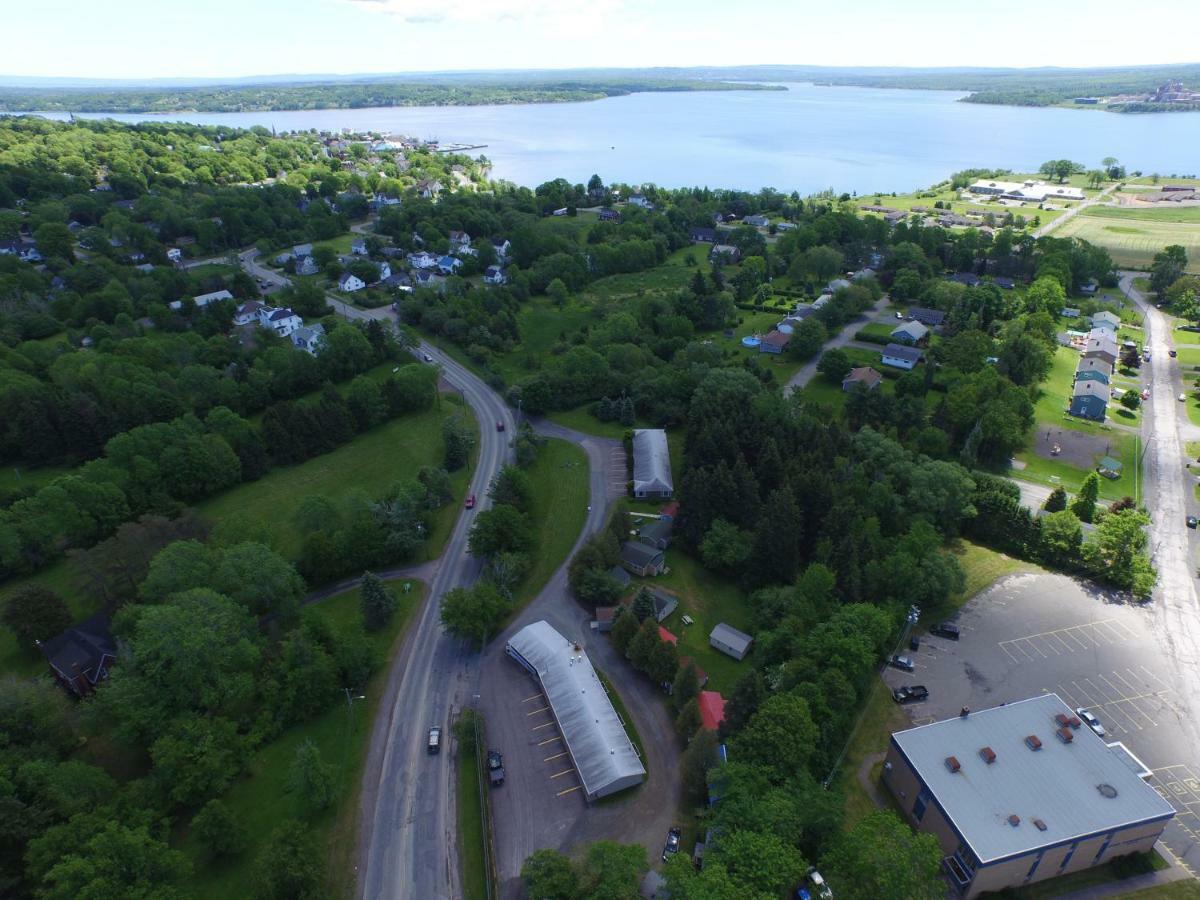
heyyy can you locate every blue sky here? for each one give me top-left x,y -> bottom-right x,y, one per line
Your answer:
4,0 -> 1197,80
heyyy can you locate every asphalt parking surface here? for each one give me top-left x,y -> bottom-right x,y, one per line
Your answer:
883,572 -> 1200,873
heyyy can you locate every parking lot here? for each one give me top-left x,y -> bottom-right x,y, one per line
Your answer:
883,571 -> 1200,873
520,691 -> 584,800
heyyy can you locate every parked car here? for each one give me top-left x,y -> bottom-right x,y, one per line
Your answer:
909,635 -> 920,651
1076,708 -> 1106,737
465,493 -> 476,509
1188,516 -> 1198,529
662,826 -> 682,862
1143,351 -> 1151,362
1170,349 -> 1178,358
930,622 -> 960,640
805,867 -> 834,900
889,654 -> 915,672
892,685 -> 929,704
1180,394 -> 1187,402
427,726 -> 441,754
487,750 -> 505,787
423,352 -> 434,362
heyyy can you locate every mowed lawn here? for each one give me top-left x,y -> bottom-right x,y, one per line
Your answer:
180,582 -> 425,900
1056,213 -> 1200,273
199,401 -> 476,562
647,551 -> 751,695
513,438 -> 590,606
1086,204 -> 1200,224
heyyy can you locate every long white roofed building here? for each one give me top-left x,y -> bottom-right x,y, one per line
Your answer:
632,428 -> 673,499
505,621 -> 645,801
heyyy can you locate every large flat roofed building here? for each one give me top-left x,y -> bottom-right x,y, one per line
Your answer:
506,621 -> 645,801
884,694 -> 1173,898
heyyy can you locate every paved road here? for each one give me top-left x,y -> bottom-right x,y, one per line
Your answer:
355,342 -> 515,900
783,295 -> 892,395
1123,273 -> 1200,670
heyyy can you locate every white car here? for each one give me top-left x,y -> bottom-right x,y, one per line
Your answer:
1076,708 -> 1106,737
1180,394 -> 1188,403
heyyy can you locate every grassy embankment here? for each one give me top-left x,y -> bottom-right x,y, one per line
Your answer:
181,582 -> 425,900
0,400 -> 473,678
512,438 -> 590,607
456,710 -> 491,900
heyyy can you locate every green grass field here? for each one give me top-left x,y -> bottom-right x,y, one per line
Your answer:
545,405 -> 636,439
1086,204 -> 1200,224
181,582 -> 424,900
1056,213 -> 1200,273
199,401 -> 475,562
456,711 -> 489,900
0,463 -> 76,494
513,439 -> 590,606
649,551 -> 751,695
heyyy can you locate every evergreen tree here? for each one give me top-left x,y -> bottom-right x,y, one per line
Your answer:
1042,486 -> 1067,513
632,587 -> 656,622
611,606 -> 640,654
722,669 -> 766,739
626,617 -> 660,671
672,662 -> 700,713
191,800 -> 247,859
1071,473 -> 1101,524
675,697 -> 701,737
360,571 -> 398,632
288,739 -> 334,811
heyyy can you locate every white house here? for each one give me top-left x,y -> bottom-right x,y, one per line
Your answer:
291,323 -> 326,356
296,256 -> 319,276
492,238 -> 511,261
551,207 -> 569,216
233,300 -> 264,326
193,289 -> 234,307
448,230 -> 471,252
408,251 -> 437,269
293,243 -> 313,257
744,214 -> 770,228
338,273 -> 366,293
890,320 -> 930,344
881,343 -> 923,370
1091,311 -> 1121,330
484,265 -> 507,285
376,261 -> 391,282
260,307 -> 303,337
350,238 -> 368,255
166,247 -> 182,263
437,255 -> 463,275
628,194 -> 654,210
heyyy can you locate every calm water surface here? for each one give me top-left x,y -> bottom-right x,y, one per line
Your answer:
36,83 -> 1200,194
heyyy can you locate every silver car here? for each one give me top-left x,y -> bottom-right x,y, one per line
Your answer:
1076,708 -> 1105,737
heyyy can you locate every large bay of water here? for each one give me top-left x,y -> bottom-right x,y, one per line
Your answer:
36,83 -> 1200,194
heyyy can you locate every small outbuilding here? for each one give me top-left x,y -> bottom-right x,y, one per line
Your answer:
709,622 -> 753,661
39,615 -> 116,697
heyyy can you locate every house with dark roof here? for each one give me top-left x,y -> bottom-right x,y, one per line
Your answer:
39,615 -> 116,697
689,227 -> 718,243
599,208 -> 622,223
907,306 -> 947,327
1069,394 -> 1107,422
881,343 -> 923,370
484,265 -> 507,285
638,518 -> 673,550
891,320 -> 930,345
608,565 -> 632,590
621,542 -> 665,577
710,244 -> 741,263
649,589 -> 678,623
993,276 -> 1016,290
338,272 -> 366,293
949,272 -> 982,287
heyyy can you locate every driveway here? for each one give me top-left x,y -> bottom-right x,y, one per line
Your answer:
478,422 -> 683,898
784,295 -> 892,394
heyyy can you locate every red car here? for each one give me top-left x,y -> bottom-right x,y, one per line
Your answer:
465,494 -> 476,509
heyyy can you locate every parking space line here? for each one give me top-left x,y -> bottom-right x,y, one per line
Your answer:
522,693 -> 544,703
1107,669 -> 1142,695
526,706 -> 550,716
537,736 -> 562,746
1139,666 -> 1172,692
557,785 -> 583,797
544,751 -> 569,762
550,768 -> 575,779
531,721 -> 556,730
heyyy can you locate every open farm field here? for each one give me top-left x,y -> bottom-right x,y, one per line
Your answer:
1054,214 -> 1200,272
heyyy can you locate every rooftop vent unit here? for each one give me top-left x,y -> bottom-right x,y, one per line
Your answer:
1068,715 -> 1082,728
1007,814 -> 1021,827
1033,818 -> 1048,831
945,756 -> 962,773
1025,734 -> 1042,751
979,746 -> 996,764
1054,713 -> 1070,728
1056,727 -> 1074,744
1097,783 -> 1118,799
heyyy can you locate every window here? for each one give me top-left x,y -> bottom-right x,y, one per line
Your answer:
913,786 -> 930,823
